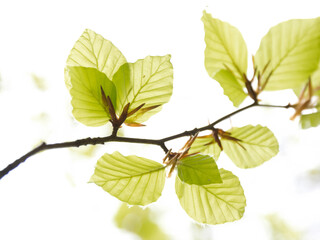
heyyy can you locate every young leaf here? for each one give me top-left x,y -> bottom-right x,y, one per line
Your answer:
113,55 -> 173,124
294,60 -> 320,97
300,111 -> 320,129
222,125 -> 279,168
188,135 -> 221,160
214,69 -> 247,107
114,203 -> 170,240
175,168 -> 246,225
311,61 -> 320,90
177,154 -> 222,185
255,18 -> 320,91
90,151 -> 166,206
66,29 -> 127,83
66,66 -> 117,126
202,11 -> 248,85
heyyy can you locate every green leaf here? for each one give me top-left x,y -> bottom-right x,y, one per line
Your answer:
175,168 -> 246,225
113,55 -> 173,124
177,154 -> 222,185
311,61 -> 320,90
66,29 -> 127,84
300,111 -> 320,129
90,151 -> 166,205
202,11 -> 248,85
31,74 -> 47,91
294,60 -> 320,97
222,125 -> 279,168
189,135 -> 221,160
114,203 -> 170,240
255,18 -> 320,91
66,66 -> 117,127
266,214 -> 303,240
214,69 -> 247,107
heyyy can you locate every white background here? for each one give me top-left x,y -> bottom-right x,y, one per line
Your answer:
0,0 -> 320,239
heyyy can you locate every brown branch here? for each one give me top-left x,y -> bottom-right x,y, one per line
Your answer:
0,101 -> 292,180
0,136 -> 166,180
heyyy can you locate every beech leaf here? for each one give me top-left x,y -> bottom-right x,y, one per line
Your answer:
90,152 -> 166,205
175,168 -> 246,224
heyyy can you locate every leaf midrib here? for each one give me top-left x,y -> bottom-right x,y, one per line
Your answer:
94,165 -> 166,182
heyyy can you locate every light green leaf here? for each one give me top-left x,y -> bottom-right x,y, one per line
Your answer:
175,168 -> 246,225
66,66 -> 117,127
31,74 -> 47,91
214,69 -> 247,107
66,29 -> 127,84
266,214 -> 303,240
177,154 -> 222,185
300,111 -> 320,129
293,60 -> 320,97
202,11 -> 248,85
113,55 -> 173,124
189,135 -> 221,160
255,18 -> 320,91
222,125 -> 279,168
114,203 -> 170,240
90,151 -> 166,205
311,61 -> 320,90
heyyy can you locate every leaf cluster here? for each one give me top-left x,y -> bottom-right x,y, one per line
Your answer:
3,10 -> 320,227
63,12 -> 320,224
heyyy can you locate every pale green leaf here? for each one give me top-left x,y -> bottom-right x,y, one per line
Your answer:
113,55 -> 173,124
255,18 -> 320,90
222,125 -> 279,168
266,214 -> 303,240
114,203 -> 170,240
293,60 -> 320,98
177,154 -> 222,185
90,151 -> 166,205
66,66 -> 116,127
311,61 -> 320,90
214,69 -> 247,107
202,11 -> 248,85
189,135 -> 221,160
31,74 -> 47,91
175,168 -> 246,225
300,111 -> 320,129
66,29 -> 127,87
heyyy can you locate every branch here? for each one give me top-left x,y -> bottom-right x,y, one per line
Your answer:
0,136 -> 166,180
0,101 -> 292,180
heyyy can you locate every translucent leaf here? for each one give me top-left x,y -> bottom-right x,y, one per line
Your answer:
189,135 -> 221,160
114,203 -> 170,240
175,168 -> 246,225
66,66 -> 117,127
255,18 -> 320,90
31,74 -> 47,91
266,214 -> 303,240
177,154 -> 222,185
300,111 -> 320,129
311,61 -> 320,90
214,69 -> 247,107
90,151 -> 166,205
202,11 -> 248,85
66,29 -> 127,84
294,60 -> 320,98
113,55 -> 173,124
222,125 -> 279,168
